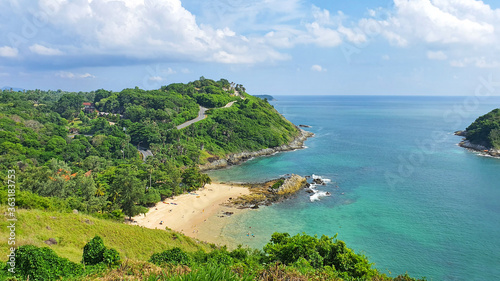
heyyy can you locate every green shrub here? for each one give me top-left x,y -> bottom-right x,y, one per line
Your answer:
103,248 -> 121,266
263,232 -> 377,279
82,235 -> 107,265
207,248 -> 234,266
271,179 -> 285,190
149,247 -> 192,266
8,245 -> 83,281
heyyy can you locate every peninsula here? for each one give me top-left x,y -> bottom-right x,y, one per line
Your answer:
456,108 -> 500,157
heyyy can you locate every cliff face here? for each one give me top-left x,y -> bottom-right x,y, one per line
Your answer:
199,129 -> 314,171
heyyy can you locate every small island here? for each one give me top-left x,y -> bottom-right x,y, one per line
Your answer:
457,108 -> 500,157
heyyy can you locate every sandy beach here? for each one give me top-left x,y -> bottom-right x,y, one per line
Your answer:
131,183 -> 251,245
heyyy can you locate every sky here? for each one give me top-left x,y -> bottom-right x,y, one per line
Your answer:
1,0 -> 500,95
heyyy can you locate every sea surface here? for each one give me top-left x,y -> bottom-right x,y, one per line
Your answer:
207,95 -> 500,281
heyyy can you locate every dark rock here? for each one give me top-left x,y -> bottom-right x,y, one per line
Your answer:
250,205 -> 259,209
46,226 -> 51,230
299,124 -> 311,128
305,189 -> 315,194
312,178 -> 324,185
223,211 -> 234,216
44,238 -> 57,246
454,130 -> 467,136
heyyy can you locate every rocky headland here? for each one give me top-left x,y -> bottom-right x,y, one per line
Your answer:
455,131 -> 500,157
226,174 -> 308,209
199,128 -> 314,171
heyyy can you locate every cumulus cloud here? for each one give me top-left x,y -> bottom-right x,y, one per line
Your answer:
0,0 -> 293,66
29,44 -> 63,56
311,64 -> 326,72
0,46 -> 18,58
377,0 -> 497,46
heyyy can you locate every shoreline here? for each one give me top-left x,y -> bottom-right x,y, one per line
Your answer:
130,183 -> 252,247
199,128 -> 314,171
458,139 -> 500,158
131,128 -> 314,247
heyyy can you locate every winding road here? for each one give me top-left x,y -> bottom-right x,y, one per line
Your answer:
175,100 -> 237,130
176,106 -> 208,130
70,101 -> 239,163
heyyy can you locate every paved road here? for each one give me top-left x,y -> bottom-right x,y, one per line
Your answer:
176,105 -> 208,130
176,101 -> 238,130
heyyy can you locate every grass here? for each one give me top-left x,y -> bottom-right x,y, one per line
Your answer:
0,206 -> 211,263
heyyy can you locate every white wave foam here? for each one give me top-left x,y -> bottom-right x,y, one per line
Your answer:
309,191 -> 331,202
311,174 -> 332,183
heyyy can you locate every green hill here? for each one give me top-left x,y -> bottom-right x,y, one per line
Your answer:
0,77 -> 299,220
464,108 -> 500,149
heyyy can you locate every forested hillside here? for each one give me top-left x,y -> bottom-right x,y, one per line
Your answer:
0,78 -> 299,220
464,108 -> 500,149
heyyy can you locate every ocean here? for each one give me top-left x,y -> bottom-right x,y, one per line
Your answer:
207,95 -> 500,280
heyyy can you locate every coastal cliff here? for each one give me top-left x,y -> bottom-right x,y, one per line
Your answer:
199,128 -> 314,171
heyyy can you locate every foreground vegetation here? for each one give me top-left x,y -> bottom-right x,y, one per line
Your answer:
464,108 -> 500,149
0,206 -> 423,280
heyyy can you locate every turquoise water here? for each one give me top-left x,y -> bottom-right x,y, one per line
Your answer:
208,96 -> 500,280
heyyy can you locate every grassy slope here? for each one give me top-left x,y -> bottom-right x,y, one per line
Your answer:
0,206 -> 211,263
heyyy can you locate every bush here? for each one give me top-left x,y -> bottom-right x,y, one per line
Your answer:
8,245 -> 83,280
263,232 -> 377,279
82,236 -> 107,265
149,247 -> 192,266
103,248 -> 121,266
82,235 -> 120,267
271,179 -> 285,190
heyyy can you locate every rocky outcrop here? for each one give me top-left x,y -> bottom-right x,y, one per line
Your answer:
228,175 -> 308,208
458,140 -> 500,157
199,129 -> 314,171
274,174 -> 308,195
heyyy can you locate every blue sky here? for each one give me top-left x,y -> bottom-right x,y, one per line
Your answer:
1,0 -> 500,95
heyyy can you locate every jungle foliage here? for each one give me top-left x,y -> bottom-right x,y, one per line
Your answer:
465,108 -> 500,149
0,77 -> 299,220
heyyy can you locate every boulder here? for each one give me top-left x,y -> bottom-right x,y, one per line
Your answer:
44,238 -> 57,246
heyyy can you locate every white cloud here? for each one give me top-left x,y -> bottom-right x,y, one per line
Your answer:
382,54 -> 390,60
149,76 -> 163,82
311,64 -> 326,72
0,46 -> 18,58
56,71 -> 95,79
370,0 -> 499,46
427,50 -> 447,60
29,44 -> 63,56
0,0 -> 294,65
